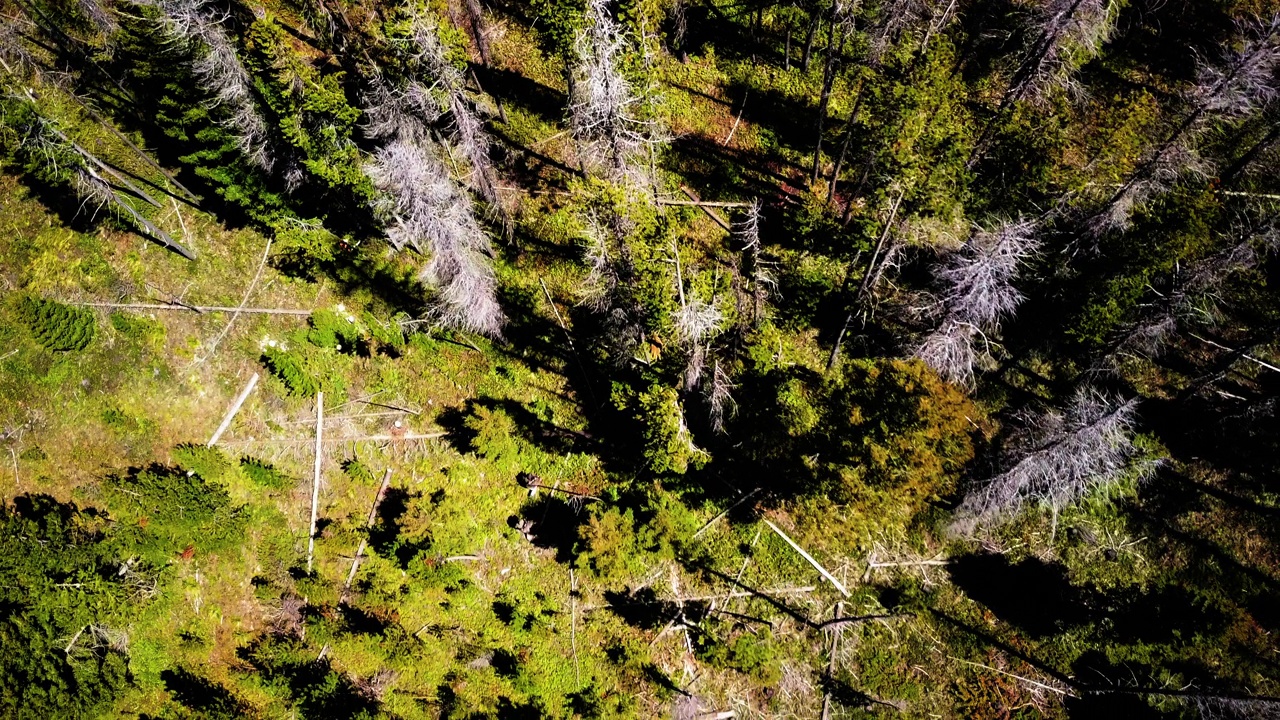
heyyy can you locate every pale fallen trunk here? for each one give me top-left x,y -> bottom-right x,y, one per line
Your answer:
820,601 -> 844,720
342,468 -> 393,600
306,392 -> 324,574
206,372 -> 259,446
763,519 -> 850,597
81,302 -> 311,315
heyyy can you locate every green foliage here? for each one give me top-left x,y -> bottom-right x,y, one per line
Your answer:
694,627 -> 782,684
242,15 -> 371,202
105,465 -> 246,561
0,495 -> 133,720
172,443 -> 236,484
17,296 -> 95,351
745,359 -> 978,509
241,457 -> 294,490
261,345 -> 347,399
636,385 -> 707,475
363,312 -> 406,350
308,308 -> 365,351
109,311 -> 164,345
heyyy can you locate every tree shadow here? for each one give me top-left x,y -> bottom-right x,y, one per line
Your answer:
366,486 -> 431,568
240,637 -> 379,720
474,65 -> 567,124
947,553 -> 1090,638
515,494 -> 588,563
161,668 -> 253,718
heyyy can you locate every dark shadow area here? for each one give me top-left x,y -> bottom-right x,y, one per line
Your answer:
602,587 -> 681,631
473,65 -> 567,124
366,487 -> 430,568
161,667 -> 253,717
948,553 -> 1089,638
516,494 -> 586,563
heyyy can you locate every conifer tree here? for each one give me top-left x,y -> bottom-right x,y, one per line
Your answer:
144,0 -> 274,171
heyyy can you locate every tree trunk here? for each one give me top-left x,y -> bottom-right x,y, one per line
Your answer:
802,2 -> 821,72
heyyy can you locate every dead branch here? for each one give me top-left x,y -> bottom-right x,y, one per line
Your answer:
949,656 -> 1076,697
342,468 -> 393,601
80,302 -> 311,315
200,237 -> 273,360
206,372 -> 259,446
763,519 -> 851,597
680,186 -> 731,230
307,392 -> 324,574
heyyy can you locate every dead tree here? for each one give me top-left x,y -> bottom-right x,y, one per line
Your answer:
145,0 -> 273,171
2,91 -> 193,258
570,0 -> 659,185
951,389 -> 1150,535
1087,13 -> 1280,238
1109,220 -> 1280,363
914,218 -> 1038,385
366,139 -> 503,336
397,8 -> 504,221
1007,0 -> 1116,105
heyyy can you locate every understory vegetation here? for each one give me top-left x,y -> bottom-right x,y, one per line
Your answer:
2,0 -> 1280,716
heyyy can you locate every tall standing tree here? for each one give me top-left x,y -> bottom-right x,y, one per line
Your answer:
1087,13 -> 1280,238
569,0 -> 660,185
914,218 -> 1038,385
951,389 -> 1148,535
144,0 -> 274,171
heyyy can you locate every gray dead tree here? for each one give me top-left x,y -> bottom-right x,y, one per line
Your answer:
397,8 -> 503,220
1007,0 -> 1117,105
78,0 -> 119,37
144,0 -> 273,171
570,0 -> 661,185
914,217 -> 1039,385
1109,220 -> 1280,362
3,90 -> 193,258
1088,13 -> 1280,238
366,139 -> 503,336
951,389 -> 1151,535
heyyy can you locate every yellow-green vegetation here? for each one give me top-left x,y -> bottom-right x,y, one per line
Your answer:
3,0 -> 1280,717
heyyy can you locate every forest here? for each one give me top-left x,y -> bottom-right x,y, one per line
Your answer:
2,0 -> 1280,716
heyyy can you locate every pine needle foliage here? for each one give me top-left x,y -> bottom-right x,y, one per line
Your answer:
17,296 -> 95,352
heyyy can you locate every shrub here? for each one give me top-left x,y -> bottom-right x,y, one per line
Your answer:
636,385 -> 707,476
363,311 -> 406,349
694,627 -> 782,684
261,346 -> 346,399
307,308 -> 364,352
172,443 -> 235,483
0,495 -> 133,719
240,457 -> 293,490
106,465 -> 246,560
18,296 -> 95,351
109,311 -> 163,344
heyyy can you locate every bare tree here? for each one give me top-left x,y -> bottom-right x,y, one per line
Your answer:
1007,0 -> 1117,105
1109,220 -> 1280,362
397,8 -> 503,217
2,91 -> 193,257
570,0 -> 661,184
78,0 -> 119,37
951,389 -> 1151,535
366,139 -> 503,336
145,0 -> 273,171
1088,13 -> 1280,237
914,218 -> 1039,385
733,200 -> 774,328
